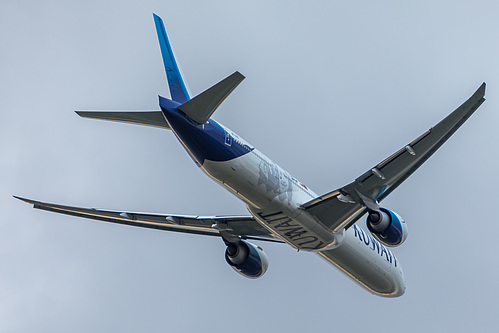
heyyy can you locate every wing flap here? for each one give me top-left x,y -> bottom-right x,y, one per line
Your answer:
301,192 -> 366,233
14,196 -> 282,243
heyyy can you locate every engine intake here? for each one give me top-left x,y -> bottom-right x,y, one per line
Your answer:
367,208 -> 408,247
225,240 -> 269,278
367,210 -> 391,232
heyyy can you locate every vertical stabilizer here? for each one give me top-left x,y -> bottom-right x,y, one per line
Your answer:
153,14 -> 190,103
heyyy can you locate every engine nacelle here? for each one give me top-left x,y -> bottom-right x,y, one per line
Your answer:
367,208 -> 408,247
225,240 -> 269,278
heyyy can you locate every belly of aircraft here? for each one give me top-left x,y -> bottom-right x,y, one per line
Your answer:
201,154 -> 341,251
249,208 -> 344,251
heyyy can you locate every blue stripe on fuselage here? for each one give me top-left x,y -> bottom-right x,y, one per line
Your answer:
160,96 -> 253,165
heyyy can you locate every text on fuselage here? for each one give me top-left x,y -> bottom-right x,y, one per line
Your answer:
257,211 -> 325,250
353,225 -> 398,267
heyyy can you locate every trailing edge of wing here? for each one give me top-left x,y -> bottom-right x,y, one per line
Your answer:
177,71 -> 245,124
76,111 -> 171,129
14,196 -> 282,243
302,83 -> 486,233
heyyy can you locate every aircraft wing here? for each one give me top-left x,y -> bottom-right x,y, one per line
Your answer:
301,83 -> 486,233
14,196 -> 282,243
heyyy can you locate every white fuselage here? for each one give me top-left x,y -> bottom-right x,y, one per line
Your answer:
199,124 -> 406,297
161,102 -> 405,297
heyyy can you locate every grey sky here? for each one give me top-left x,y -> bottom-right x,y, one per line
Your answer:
1,0 -> 499,332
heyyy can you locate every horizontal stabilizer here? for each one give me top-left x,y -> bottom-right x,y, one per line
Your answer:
178,71 -> 245,123
76,111 -> 170,129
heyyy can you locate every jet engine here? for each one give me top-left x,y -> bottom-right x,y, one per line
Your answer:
225,240 -> 269,278
366,208 -> 408,247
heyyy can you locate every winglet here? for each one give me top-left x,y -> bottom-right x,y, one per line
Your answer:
153,14 -> 190,103
177,71 -> 245,123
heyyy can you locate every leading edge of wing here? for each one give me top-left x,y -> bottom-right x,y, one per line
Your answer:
14,196 -> 283,243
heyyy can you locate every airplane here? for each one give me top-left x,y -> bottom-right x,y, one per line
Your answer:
15,14 -> 486,297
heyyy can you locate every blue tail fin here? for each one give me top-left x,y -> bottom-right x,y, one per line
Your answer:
153,14 -> 190,103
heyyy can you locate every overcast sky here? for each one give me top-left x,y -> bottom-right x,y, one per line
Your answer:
2,0 -> 499,332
